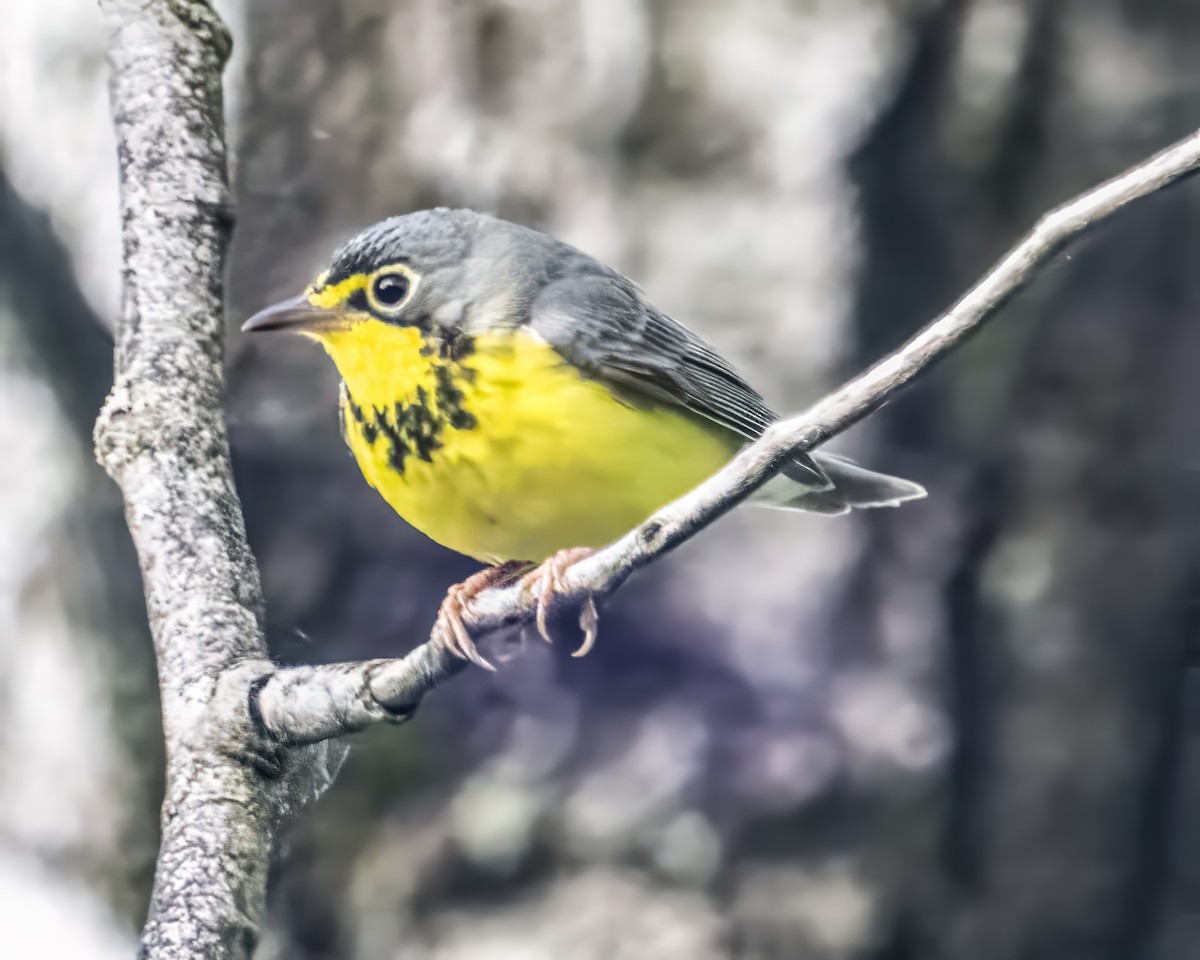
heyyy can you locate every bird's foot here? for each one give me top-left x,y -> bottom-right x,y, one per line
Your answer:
521,547 -> 599,657
437,561 -> 529,671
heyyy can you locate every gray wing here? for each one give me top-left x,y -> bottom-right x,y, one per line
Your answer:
527,272 -> 830,489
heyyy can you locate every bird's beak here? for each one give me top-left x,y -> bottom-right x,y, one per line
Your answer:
242,294 -> 343,334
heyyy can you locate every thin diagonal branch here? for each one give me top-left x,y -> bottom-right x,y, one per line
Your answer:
255,127 -> 1200,746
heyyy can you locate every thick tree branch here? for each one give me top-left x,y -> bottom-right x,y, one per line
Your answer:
97,2 -> 342,958
254,128 -> 1200,745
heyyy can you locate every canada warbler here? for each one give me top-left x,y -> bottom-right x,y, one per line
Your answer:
243,208 -> 925,667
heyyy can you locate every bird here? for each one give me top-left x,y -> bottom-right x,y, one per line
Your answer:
242,208 -> 925,669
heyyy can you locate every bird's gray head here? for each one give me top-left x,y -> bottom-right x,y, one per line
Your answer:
242,208 -> 488,336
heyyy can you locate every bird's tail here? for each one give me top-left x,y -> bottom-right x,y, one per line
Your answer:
753,452 -> 926,516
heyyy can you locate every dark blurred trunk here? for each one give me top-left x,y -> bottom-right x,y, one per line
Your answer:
850,2 -> 1200,958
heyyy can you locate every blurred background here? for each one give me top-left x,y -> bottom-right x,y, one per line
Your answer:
3,0 -> 1200,957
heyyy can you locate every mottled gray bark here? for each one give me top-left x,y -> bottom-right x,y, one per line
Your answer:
94,0 -> 1200,956
96,2 -> 343,957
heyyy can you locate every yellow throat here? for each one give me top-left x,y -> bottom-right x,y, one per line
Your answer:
311,318 -> 741,564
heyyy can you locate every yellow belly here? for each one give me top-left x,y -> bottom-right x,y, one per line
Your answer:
322,322 -> 740,563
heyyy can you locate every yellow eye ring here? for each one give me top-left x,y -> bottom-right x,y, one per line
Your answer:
365,265 -> 417,315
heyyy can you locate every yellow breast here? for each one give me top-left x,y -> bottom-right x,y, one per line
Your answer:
315,320 -> 740,563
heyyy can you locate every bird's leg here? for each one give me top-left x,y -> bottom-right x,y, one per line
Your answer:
521,547 -> 599,657
437,560 -> 529,671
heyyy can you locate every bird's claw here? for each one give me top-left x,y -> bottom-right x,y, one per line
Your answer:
521,547 -> 598,655
436,561 -> 527,671
574,594 -> 599,658
438,581 -> 494,671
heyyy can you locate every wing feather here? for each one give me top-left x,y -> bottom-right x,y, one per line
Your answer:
527,271 -> 829,489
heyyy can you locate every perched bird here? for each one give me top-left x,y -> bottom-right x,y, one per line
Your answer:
243,209 -> 925,668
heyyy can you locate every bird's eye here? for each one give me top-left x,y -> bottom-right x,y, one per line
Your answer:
369,272 -> 411,312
